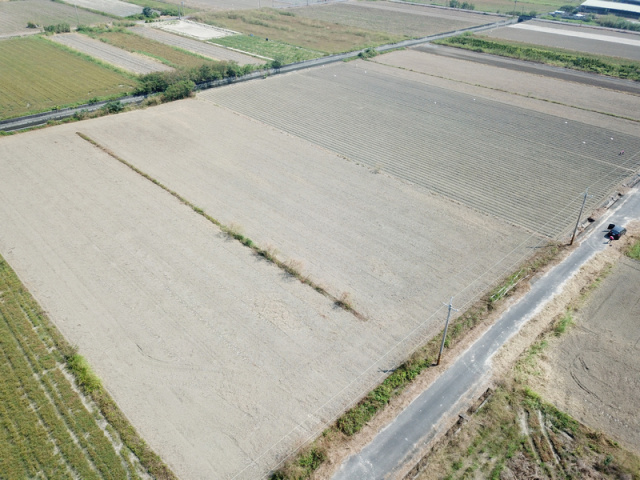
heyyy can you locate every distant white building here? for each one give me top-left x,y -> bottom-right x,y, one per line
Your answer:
580,0 -> 640,18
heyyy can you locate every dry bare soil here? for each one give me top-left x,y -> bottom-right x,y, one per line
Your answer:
0,102 -> 532,478
201,60 -> 640,237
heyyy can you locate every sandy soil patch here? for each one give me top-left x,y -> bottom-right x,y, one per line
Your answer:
49,33 -> 172,74
156,19 -> 237,40
70,0 -> 142,17
484,20 -> 640,61
201,61 -> 640,237
0,0 -> 112,37
131,25 -> 265,65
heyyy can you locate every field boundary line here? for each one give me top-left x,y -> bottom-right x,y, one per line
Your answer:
74,131 -> 367,320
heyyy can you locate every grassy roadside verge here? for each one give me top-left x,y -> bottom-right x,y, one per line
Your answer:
271,242 -> 564,479
0,254 -> 176,479
412,258 -> 639,479
433,34 -> 640,81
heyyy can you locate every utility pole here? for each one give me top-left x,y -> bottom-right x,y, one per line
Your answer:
436,297 -> 458,366
570,188 -> 593,245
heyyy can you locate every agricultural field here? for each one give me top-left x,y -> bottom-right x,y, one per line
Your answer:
0,36 -> 136,120
294,1 -> 497,38
0,0 -> 112,38
69,0 -> 142,17
484,20 -> 640,61
49,32 -> 173,73
80,28 -> 220,68
201,60 -> 640,238
131,25 -> 266,65
154,19 -> 236,39
376,48 -> 640,124
0,100 -> 536,478
0,255 -> 154,479
191,8 -> 404,53
211,34 -> 322,62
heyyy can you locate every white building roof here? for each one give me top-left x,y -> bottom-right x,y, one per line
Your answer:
581,0 -> 640,14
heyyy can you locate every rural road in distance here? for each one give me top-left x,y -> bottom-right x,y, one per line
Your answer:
332,186 -> 640,480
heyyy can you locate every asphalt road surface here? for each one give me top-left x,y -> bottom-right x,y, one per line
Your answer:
332,184 -> 640,480
415,44 -> 640,95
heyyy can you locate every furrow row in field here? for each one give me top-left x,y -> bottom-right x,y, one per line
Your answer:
130,25 -> 265,65
202,63 -> 640,237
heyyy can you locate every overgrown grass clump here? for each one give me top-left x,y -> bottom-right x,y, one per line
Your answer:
435,34 -> 640,81
625,239 -> 640,260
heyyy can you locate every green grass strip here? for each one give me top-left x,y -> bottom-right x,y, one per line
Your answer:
434,34 -> 640,81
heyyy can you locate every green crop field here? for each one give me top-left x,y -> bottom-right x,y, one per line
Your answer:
0,255 -> 145,478
0,36 -> 135,120
211,35 -> 322,63
86,29 -> 217,68
192,9 -> 403,54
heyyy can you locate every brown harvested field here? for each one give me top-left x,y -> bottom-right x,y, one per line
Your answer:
0,102 -> 534,478
0,0 -> 112,37
130,25 -> 265,65
375,48 -> 640,123
48,32 -> 172,74
483,20 -> 640,61
292,1 -> 497,38
532,237 -> 640,453
201,60 -> 640,237
192,8 -> 403,53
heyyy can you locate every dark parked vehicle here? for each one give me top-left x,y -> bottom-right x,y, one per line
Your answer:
609,224 -> 627,240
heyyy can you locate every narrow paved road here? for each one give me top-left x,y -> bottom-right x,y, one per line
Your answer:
332,185 -> 640,480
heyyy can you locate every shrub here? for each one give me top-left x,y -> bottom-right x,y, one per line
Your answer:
162,80 -> 195,102
44,23 -> 71,33
103,101 -> 123,113
26,21 -> 37,28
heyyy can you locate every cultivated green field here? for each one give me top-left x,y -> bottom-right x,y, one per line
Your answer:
0,36 -> 136,120
192,8 -> 403,54
212,34 -> 322,63
0,255 -> 145,478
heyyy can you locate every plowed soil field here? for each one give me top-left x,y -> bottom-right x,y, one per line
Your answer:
201,61 -> 640,238
293,1 -> 495,38
0,0 -> 111,37
49,33 -> 172,74
0,99 -> 534,479
130,25 -> 265,65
